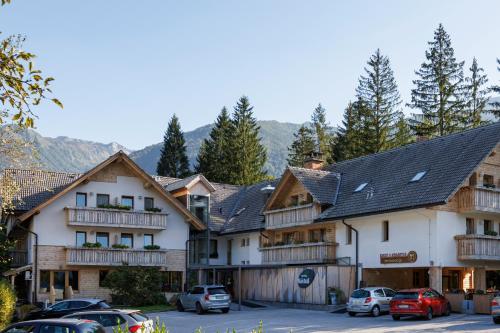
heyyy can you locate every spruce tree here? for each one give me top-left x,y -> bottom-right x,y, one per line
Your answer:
156,114 -> 191,178
463,58 -> 490,128
310,103 -> 333,161
333,100 -> 366,161
195,107 -> 234,183
391,114 -> 414,148
287,125 -> 315,167
491,58 -> 500,119
229,96 -> 268,185
408,24 -> 466,136
356,49 -> 402,153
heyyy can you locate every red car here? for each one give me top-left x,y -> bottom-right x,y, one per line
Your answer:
390,288 -> 451,320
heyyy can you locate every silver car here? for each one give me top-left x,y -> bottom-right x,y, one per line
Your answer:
347,287 -> 396,317
177,285 -> 231,314
492,293 -> 500,324
63,309 -> 153,333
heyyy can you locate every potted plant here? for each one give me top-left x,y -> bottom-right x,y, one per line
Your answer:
473,290 -> 492,314
144,244 -> 160,250
327,287 -> 344,305
112,244 -> 129,249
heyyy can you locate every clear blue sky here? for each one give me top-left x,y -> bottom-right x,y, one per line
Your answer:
1,0 -> 499,149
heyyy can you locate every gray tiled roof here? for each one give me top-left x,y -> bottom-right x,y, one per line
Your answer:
288,167 -> 340,205
209,183 -> 241,232
153,175 -> 181,187
318,122 -> 500,221
165,174 -> 200,191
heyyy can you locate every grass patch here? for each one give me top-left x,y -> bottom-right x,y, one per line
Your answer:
116,304 -> 175,313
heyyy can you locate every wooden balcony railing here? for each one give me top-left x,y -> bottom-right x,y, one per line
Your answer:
455,234 -> 500,261
65,207 -> 168,230
65,247 -> 168,266
9,250 -> 28,267
260,242 -> 336,264
264,204 -> 321,229
457,187 -> 500,214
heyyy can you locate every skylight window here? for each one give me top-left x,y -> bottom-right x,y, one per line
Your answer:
354,183 -> 368,192
410,171 -> 427,182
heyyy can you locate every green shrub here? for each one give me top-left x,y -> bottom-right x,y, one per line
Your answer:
485,230 -> 498,236
144,245 -> 161,250
97,204 -> 131,211
83,242 -> 102,248
145,207 -> 162,213
0,280 -> 16,329
111,244 -> 129,249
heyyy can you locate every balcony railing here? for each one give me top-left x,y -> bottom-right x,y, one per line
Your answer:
65,247 -> 168,266
264,204 -> 321,229
9,250 -> 28,267
457,187 -> 500,214
455,234 -> 500,261
65,207 -> 168,230
260,242 -> 336,264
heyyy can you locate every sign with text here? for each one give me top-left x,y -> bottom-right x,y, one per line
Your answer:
297,269 -> 316,288
380,251 -> 417,264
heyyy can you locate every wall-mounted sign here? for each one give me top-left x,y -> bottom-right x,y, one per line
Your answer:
297,269 -> 316,288
380,251 -> 417,264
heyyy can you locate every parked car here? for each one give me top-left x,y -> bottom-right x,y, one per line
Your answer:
64,309 -> 153,333
2,319 -> 105,333
347,287 -> 396,317
492,294 -> 500,324
25,299 -> 111,320
390,288 -> 451,320
177,285 -> 231,314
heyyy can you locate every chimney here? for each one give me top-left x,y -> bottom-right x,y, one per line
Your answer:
303,151 -> 325,170
416,135 -> 429,142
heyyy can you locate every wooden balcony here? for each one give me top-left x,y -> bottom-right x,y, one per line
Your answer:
65,247 -> 168,266
65,207 -> 168,230
455,234 -> 500,261
457,187 -> 500,214
9,250 -> 28,267
260,242 -> 336,265
264,204 -> 321,230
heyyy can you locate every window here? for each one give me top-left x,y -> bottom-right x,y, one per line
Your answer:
53,271 -> 65,290
40,270 -> 50,290
382,220 -> 389,242
410,171 -> 427,182
290,195 -> 299,206
121,196 -> 134,208
346,226 -> 352,245
283,231 -> 301,245
96,232 -> 109,247
383,288 -> 396,297
76,192 -> 87,207
76,231 -> 86,247
210,239 -> 218,258
99,270 -> 109,288
121,233 -> 133,248
49,301 -> 70,311
309,229 -> 325,243
246,238 -> 250,246
144,197 -> 154,210
144,234 -> 154,247
483,174 -> 495,188
39,325 -> 71,333
484,220 -> 493,234
4,325 -> 35,333
191,287 -> 204,294
69,300 -> 90,309
373,289 -> 384,297
466,218 -> 475,235
68,271 -> 79,291
161,271 -> 183,292
96,194 -> 110,207
354,183 -> 367,192
412,271 -> 421,287
240,239 -> 246,247
189,195 -> 209,224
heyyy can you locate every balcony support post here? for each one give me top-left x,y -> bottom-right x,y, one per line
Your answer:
473,267 -> 486,291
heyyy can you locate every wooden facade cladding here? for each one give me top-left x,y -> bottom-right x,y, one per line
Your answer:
65,247 -> 168,266
260,242 -> 337,265
456,187 -> 500,214
264,204 -> 321,230
455,234 -> 500,261
65,207 -> 168,230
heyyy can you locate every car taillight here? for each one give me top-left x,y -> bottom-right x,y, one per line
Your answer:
204,294 -> 210,301
492,300 -> 499,306
129,325 -> 141,333
364,297 -> 372,304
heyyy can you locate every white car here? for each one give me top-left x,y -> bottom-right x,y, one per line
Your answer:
64,309 -> 153,333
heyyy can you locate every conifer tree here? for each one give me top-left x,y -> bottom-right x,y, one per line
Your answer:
391,114 -> 414,148
356,49 -> 402,153
287,125 -> 315,167
156,114 -> 191,178
462,58 -> 490,128
229,96 -> 268,185
195,107 -> 234,183
333,100 -> 366,161
310,104 -> 333,161
491,58 -> 500,119
408,24 -> 466,136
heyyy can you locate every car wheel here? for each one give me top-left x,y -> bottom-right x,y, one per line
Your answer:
176,300 -> 184,312
425,307 -> 433,320
444,303 -> 451,316
493,316 -> 500,324
371,305 -> 380,317
348,312 -> 356,317
221,308 -> 230,314
392,315 -> 400,321
195,302 -> 205,315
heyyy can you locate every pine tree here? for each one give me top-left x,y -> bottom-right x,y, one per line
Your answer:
156,114 -> 191,178
333,100 -> 366,161
391,114 -> 414,148
491,58 -> 500,119
287,125 -> 315,167
229,96 -> 268,185
463,58 -> 490,128
408,24 -> 466,136
195,107 -> 234,183
356,49 -> 402,153
310,104 -> 333,161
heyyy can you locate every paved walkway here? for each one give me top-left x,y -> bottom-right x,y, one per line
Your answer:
151,306 -> 498,333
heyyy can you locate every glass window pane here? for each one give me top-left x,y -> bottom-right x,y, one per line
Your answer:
76,193 -> 87,207
121,234 -> 133,248
40,270 -> 50,290
96,233 -> 109,247
121,196 -> 134,208
99,270 -> 109,287
4,326 -> 36,333
53,271 -> 65,290
96,194 -> 110,207
189,195 -> 208,224
39,325 -> 70,333
144,197 -> 154,210
69,271 -> 79,291
144,234 -> 153,247
76,232 -> 86,247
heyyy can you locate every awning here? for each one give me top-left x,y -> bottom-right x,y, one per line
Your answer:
3,264 -> 32,277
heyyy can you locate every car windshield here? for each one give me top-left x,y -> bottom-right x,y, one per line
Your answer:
97,301 -> 111,309
81,323 -> 105,333
129,312 -> 149,322
208,287 -> 228,295
393,292 -> 420,300
351,289 -> 370,298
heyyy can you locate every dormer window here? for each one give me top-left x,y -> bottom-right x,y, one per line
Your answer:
354,183 -> 367,192
483,174 -> 495,189
410,171 -> 427,182
76,193 -> 87,207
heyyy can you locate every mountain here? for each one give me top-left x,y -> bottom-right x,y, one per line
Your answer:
130,120 -> 303,177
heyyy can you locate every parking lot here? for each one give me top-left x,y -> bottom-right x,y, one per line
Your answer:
152,306 -> 498,333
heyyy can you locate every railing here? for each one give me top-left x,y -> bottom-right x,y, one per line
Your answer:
264,204 -> 320,229
260,242 -> 336,264
457,187 -> 500,213
65,247 -> 168,266
455,234 -> 500,261
65,207 -> 168,229
9,250 -> 28,267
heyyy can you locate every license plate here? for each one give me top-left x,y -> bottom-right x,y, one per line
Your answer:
398,304 -> 409,309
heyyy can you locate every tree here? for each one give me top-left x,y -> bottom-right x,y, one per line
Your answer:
390,114 -> 414,148
229,96 -> 267,185
356,49 -> 402,152
156,114 -> 190,178
195,107 -> 234,183
310,103 -> 333,161
491,58 -> 500,119
408,24 -> 466,137
463,58 -> 490,128
287,125 -> 315,167
333,100 -> 366,161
